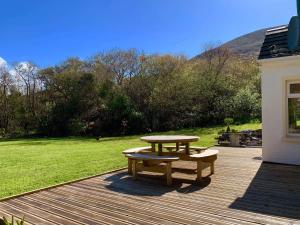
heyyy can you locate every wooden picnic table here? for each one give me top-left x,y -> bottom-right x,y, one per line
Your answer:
140,135 -> 199,155
126,135 -> 218,182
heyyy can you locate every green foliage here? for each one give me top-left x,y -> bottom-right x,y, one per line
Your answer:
224,118 -> 234,126
231,86 -> 261,123
224,118 -> 234,132
0,128 -> 5,138
0,216 -> 25,225
186,47 -> 261,126
0,48 -> 261,137
218,129 -> 226,134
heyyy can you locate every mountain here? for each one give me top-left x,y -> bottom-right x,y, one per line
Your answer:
194,27 -> 279,59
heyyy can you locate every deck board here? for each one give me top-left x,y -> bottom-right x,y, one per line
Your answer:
1,147 -> 299,225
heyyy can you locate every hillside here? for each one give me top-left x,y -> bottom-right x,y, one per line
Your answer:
194,27 -> 280,59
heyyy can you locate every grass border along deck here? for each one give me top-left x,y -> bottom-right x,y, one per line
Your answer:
0,167 -> 126,202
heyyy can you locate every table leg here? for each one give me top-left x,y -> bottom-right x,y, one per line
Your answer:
132,159 -> 138,180
151,143 -> 156,152
128,158 -> 132,175
166,162 -> 172,185
176,143 -> 179,152
185,143 -> 190,155
196,161 -> 202,181
158,143 -> 163,156
210,162 -> 215,175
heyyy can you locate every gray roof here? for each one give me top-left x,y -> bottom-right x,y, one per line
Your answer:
258,25 -> 300,60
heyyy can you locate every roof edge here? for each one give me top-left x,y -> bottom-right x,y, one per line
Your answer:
259,54 -> 300,64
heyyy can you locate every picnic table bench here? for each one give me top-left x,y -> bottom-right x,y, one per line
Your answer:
122,146 -> 152,154
125,153 -> 179,185
122,147 -> 153,174
190,149 -> 219,180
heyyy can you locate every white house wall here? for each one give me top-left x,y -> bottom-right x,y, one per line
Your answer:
261,55 -> 300,165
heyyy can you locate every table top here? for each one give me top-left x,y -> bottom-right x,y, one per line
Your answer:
140,135 -> 199,143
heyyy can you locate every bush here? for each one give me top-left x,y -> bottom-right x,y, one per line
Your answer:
224,118 -> 234,126
231,86 -> 261,123
0,216 -> 25,225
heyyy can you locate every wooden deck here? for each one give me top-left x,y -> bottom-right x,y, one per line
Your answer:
0,147 -> 299,225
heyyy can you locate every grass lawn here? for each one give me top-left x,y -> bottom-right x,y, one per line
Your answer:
0,122 -> 261,199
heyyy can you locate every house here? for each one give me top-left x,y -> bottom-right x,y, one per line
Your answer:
259,0 -> 300,165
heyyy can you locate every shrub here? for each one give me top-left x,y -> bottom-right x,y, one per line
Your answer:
224,118 -> 234,132
224,118 -> 234,126
0,216 -> 25,225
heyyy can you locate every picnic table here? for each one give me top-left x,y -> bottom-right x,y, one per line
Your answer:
140,135 -> 199,155
123,135 -> 218,184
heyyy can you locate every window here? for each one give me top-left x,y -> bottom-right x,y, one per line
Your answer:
287,81 -> 300,135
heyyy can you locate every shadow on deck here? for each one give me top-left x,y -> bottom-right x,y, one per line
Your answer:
104,170 -> 211,196
230,163 -> 300,220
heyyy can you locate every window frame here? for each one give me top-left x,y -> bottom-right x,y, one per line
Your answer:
287,81 -> 300,98
286,80 -> 300,137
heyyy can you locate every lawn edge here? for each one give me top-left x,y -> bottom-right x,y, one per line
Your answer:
0,167 -> 127,202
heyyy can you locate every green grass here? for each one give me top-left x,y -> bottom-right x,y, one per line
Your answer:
0,122 -> 261,199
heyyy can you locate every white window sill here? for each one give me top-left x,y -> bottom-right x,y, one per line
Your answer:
282,136 -> 300,143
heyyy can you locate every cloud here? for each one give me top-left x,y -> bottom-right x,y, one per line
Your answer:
0,57 -> 7,69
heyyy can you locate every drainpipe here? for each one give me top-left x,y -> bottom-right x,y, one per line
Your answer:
288,0 -> 300,50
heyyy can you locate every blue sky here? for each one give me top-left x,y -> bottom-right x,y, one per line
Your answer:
0,0 -> 297,67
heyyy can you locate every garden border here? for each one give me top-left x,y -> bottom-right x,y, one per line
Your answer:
0,167 -> 127,202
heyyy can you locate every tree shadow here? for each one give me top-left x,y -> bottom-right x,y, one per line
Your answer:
0,141 -> 55,147
230,163 -> 300,220
104,171 -> 211,196
0,137 -> 97,147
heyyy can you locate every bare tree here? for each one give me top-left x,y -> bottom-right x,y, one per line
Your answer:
97,49 -> 142,85
14,62 -> 40,116
0,66 -> 13,132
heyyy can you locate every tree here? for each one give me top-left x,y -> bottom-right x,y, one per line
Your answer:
38,60 -> 99,136
96,49 -> 142,85
190,46 -> 260,124
13,62 -> 41,133
0,67 -> 13,133
130,54 -> 191,130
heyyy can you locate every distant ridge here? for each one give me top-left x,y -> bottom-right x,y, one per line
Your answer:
194,27 -> 284,59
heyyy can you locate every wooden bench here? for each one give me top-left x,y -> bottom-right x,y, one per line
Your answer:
125,154 -> 179,185
122,146 -> 152,154
164,146 -> 208,153
190,149 -> 219,181
122,147 -> 153,174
